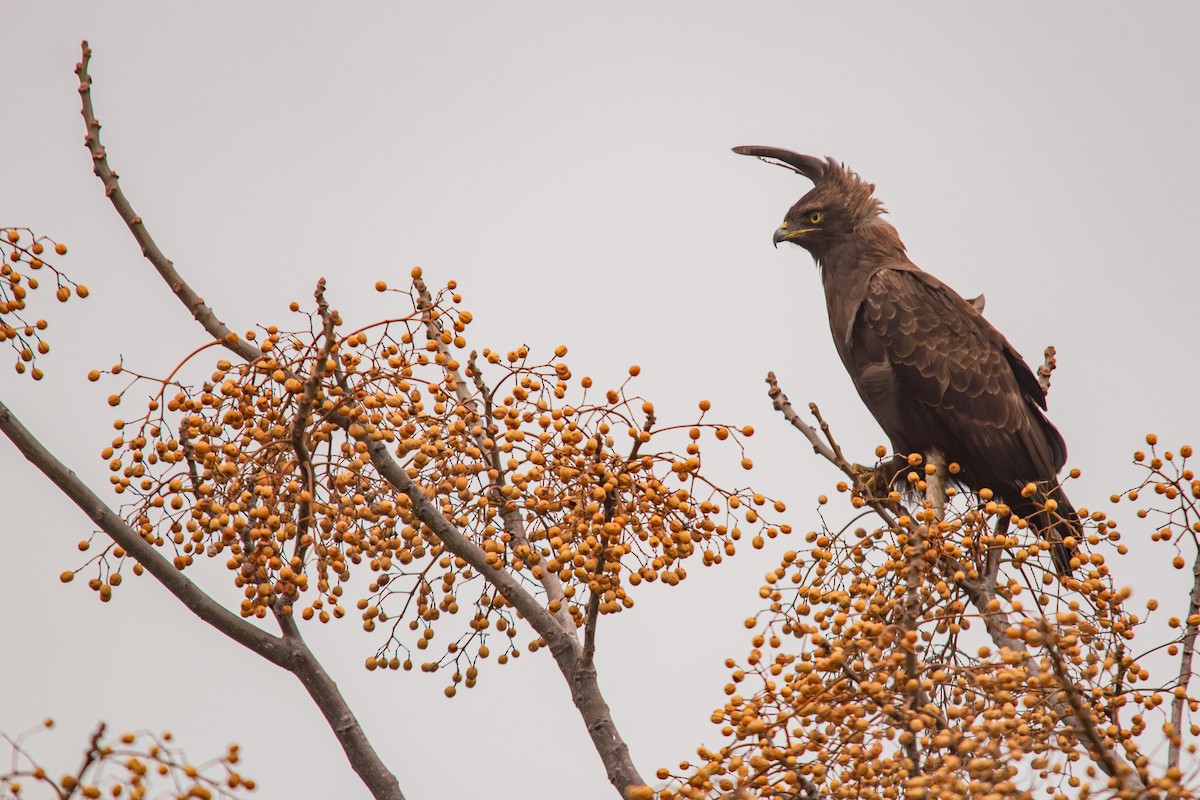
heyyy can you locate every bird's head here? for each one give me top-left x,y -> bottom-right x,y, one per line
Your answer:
732,146 -> 884,258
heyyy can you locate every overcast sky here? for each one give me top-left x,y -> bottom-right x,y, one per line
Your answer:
3,4 -> 1199,799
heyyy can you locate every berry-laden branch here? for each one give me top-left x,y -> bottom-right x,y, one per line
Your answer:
75,40 -> 787,800
0,227 -> 87,380
1,719 -> 254,799
1116,437 -> 1200,773
0,399 -> 287,662
74,41 -> 649,795
415,277 -> 577,638
744,371 -> 1151,798
655,375 -> 1147,797
0,399 -> 408,800
310,288 -> 651,794
71,42 -> 406,800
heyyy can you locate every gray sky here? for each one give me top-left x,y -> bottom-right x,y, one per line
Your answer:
3,3 -> 1198,798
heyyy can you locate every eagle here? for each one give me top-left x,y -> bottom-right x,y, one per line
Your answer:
734,146 -> 1080,575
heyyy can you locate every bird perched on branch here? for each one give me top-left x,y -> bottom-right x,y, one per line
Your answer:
734,146 -> 1080,576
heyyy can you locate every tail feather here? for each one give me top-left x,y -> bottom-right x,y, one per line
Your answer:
1009,481 -> 1081,576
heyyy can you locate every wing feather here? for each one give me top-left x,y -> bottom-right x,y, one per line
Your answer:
851,268 -> 1062,484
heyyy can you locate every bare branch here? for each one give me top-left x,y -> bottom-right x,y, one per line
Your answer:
75,41 -> 259,365
70,722 -> 107,799
766,372 -> 839,464
1037,345 -> 1057,395
287,279 -> 337,571
273,610 -> 407,800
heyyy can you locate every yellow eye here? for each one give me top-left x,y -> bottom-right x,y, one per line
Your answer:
809,211 -> 823,224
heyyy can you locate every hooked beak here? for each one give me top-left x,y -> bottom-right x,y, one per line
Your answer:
773,224 -> 810,248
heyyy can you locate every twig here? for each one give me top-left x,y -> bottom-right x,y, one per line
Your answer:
898,453 -> 947,773
416,282 -> 578,637
1037,346 -> 1057,395
75,42 -> 259,364
808,402 -> 851,473
288,279 -> 337,571
69,722 -> 107,800
581,540 -> 605,665
1039,620 -> 1127,783
766,372 -> 839,465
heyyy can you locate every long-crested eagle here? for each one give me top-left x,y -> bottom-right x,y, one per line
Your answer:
734,146 -> 1080,575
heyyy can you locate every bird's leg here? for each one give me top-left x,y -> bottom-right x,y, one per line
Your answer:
850,454 -> 908,501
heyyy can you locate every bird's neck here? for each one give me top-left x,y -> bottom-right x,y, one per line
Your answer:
816,218 -> 913,352
815,217 -> 909,273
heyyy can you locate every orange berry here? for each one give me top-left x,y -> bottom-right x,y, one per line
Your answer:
54,242 -> 68,255
375,281 -> 387,292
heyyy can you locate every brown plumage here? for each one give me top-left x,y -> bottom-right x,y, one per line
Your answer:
735,146 -> 1080,575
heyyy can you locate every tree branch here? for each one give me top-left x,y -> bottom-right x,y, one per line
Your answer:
75,41 -> 259,365
273,610 -> 407,800
355,430 -> 645,793
765,371 -> 1149,795
766,372 -> 839,465
77,41 -> 644,796
1169,513 -> 1200,770
2,397 -> 408,799
0,399 -> 289,664
412,282 -> 575,637
72,42 -> 409,800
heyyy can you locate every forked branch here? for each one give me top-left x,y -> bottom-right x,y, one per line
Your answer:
75,40 -> 645,799
71,42 -> 406,800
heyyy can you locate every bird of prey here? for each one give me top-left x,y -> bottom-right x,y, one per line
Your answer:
734,146 -> 1080,575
